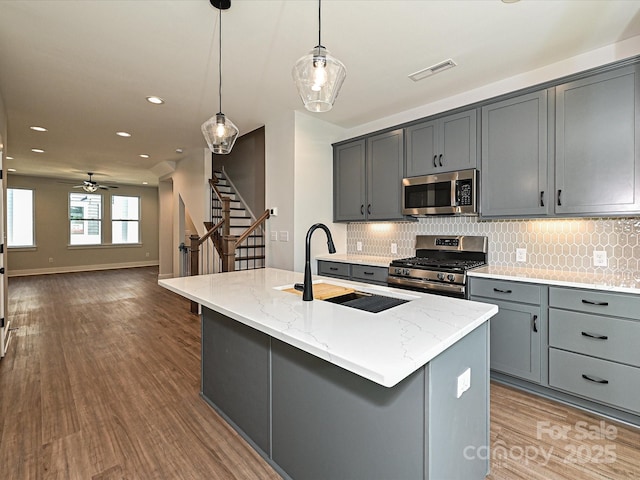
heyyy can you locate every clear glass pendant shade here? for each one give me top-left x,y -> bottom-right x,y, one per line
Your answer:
201,113 -> 239,155
292,46 -> 346,113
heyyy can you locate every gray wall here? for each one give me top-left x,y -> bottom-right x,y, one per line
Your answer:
213,126 -> 265,216
7,174 -> 159,275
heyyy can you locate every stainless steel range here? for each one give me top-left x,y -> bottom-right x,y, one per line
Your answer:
388,235 -> 488,298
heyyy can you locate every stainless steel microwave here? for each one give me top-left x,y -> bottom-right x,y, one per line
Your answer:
402,169 -> 478,216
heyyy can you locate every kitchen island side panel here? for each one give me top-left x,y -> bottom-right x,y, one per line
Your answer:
271,338 -> 426,480
201,307 -> 271,455
428,322 -> 490,480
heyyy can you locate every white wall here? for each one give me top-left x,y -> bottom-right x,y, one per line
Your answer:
265,110 -> 296,270
158,179 -> 173,279
341,35 -> 640,140
293,111 -> 347,274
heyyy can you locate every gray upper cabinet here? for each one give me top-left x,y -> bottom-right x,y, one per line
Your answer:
334,140 -> 366,221
334,130 -> 404,222
555,65 -> 640,215
405,109 -> 477,177
481,90 -> 549,217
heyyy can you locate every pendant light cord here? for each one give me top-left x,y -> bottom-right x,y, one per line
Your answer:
218,7 -> 223,114
317,0 -> 322,47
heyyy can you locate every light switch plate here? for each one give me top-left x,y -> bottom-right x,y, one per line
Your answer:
391,243 -> 398,254
457,368 -> 471,398
516,248 -> 527,263
356,241 -> 363,251
593,250 -> 608,267
279,231 -> 289,242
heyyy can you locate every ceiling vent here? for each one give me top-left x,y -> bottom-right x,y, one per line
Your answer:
408,59 -> 457,82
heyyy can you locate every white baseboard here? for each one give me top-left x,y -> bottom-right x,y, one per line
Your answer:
7,260 -> 160,277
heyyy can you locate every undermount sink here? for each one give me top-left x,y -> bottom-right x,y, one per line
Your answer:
323,291 -> 410,313
275,281 -> 412,313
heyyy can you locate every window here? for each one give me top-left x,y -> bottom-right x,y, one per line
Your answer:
8,188 -> 35,247
69,193 -> 102,245
111,195 -> 139,244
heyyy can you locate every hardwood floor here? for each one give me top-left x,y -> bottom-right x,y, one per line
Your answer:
1,267 -> 638,479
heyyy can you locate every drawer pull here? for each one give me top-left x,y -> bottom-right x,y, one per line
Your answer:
329,267 -> 339,271
581,299 -> 609,306
532,315 -> 538,333
433,155 -> 438,168
581,331 -> 609,340
363,271 -> 375,275
493,288 -> 512,294
582,374 -> 609,385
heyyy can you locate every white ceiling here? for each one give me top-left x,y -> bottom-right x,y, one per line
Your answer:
1,0 -> 640,187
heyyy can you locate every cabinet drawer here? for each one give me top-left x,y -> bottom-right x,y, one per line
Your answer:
318,261 -> 350,279
549,348 -> 640,414
549,287 -> 640,320
549,309 -> 640,367
469,278 -> 541,304
351,265 -> 388,285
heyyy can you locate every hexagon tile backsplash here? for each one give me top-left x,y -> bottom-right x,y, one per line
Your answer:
347,217 -> 640,274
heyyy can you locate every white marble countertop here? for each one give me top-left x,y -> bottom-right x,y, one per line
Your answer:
315,253 -> 398,267
159,268 -> 497,388
469,266 -> 640,295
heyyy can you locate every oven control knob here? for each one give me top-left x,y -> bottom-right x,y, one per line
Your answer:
447,274 -> 456,282
437,272 -> 445,281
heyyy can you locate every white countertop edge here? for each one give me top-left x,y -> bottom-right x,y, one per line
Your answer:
469,267 -> 640,295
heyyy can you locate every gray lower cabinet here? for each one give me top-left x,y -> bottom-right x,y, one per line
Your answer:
548,286 -> 640,415
405,109 -> 477,177
201,307 -> 490,480
555,64 -> 640,215
333,129 -> 404,222
469,278 -> 544,383
318,260 -> 388,286
481,90 -> 549,217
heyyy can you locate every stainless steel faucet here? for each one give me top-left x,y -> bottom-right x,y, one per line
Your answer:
303,223 -> 336,301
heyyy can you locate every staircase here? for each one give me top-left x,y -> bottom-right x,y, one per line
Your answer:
210,170 -> 266,271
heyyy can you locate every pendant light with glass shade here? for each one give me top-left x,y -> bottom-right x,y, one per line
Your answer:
201,0 -> 239,155
292,0 -> 347,113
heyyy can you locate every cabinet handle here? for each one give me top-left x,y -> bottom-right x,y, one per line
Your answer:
367,204 -> 371,214
540,191 -> 545,207
557,189 -> 562,206
582,374 -> 609,385
433,155 -> 438,167
329,267 -> 339,271
581,299 -> 609,306
438,154 -> 443,167
493,288 -> 512,294
581,331 -> 609,340
363,271 -> 375,275
532,315 -> 538,333
360,204 -> 364,215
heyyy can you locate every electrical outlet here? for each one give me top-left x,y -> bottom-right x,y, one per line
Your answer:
516,248 -> 527,263
48,257 -> 54,263
270,231 -> 278,241
457,368 -> 471,399
391,243 -> 398,254
145,252 -> 150,258
593,250 -> 608,267
356,241 -> 363,252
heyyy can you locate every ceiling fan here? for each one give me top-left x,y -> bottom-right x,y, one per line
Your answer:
73,172 -> 118,193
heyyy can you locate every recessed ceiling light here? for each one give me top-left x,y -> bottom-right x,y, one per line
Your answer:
31,148 -> 45,153
6,156 -> 14,160
116,131 -> 131,137
501,0 -> 520,3
139,154 -> 150,159
8,168 -> 16,172
175,148 -> 184,154
146,96 -> 165,105
30,126 -> 48,132
408,59 -> 457,82
142,181 -> 148,185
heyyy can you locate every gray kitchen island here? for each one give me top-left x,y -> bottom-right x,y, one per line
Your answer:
159,268 -> 498,480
